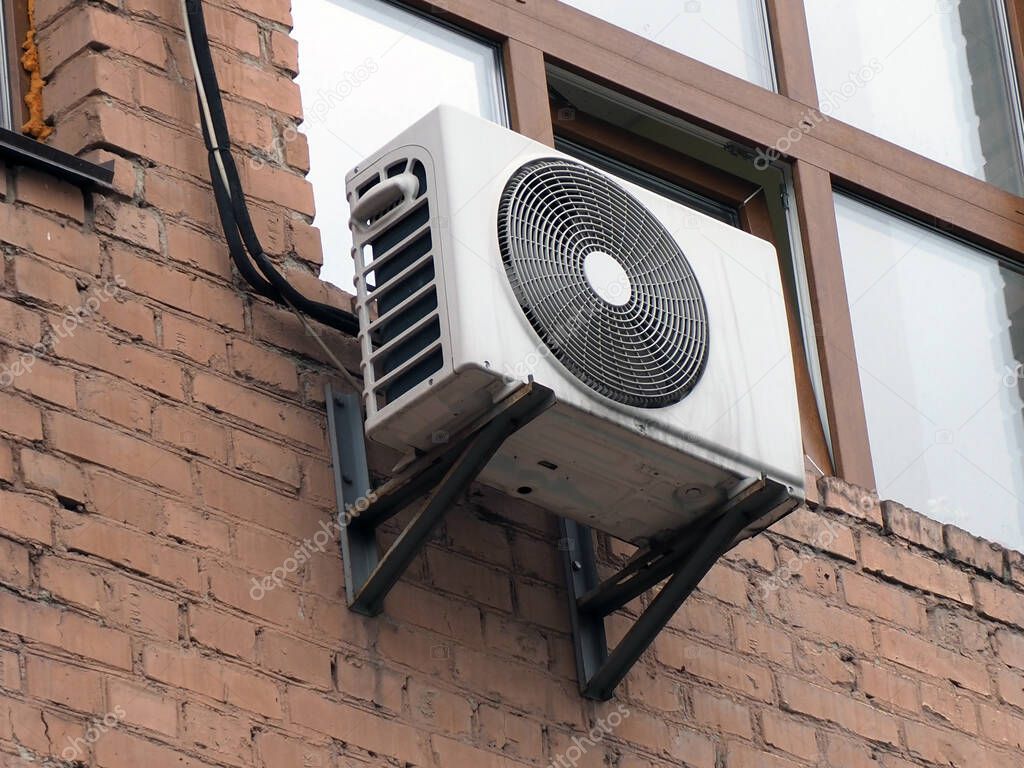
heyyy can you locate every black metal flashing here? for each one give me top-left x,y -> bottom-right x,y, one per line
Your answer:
0,128 -> 114,189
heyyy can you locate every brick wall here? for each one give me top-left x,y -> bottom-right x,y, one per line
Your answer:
1,1 -> 1024,767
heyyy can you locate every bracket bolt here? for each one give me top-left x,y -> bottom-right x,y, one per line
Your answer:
571,560 -> 582,571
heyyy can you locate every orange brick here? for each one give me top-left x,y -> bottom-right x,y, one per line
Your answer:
727,742 -> 803,768
50,412 -> 191,494
768,588 -> 874,653
0,441 -> 12,482
997,667 -> 1024,710
795,640 -> 856,686
259,630 -> 332,688
189,604 -> 257,660
13,357 -> 77,408
165,223 -> 234,281
658,640 -> 773,701
921,681 -> 979,733
825,733 -> 883,768
477,705 -> 544,761
877,626 -> 989,695
38,6 -> 166,77
483,613 -> 548,666
996,627 -> 1024,669
99,295 -> 158,342
905,720 -> 1018,768
734,616 -> 793,667
153,405 -> 228,463
698,562 -> 749,607
61,512 -> 201,591
428,548 -> 512,612
230,339 -> 299,392
0,537 -> 31,589
95,730 -> 211,768
269,28 -> 298,74
87,469 -> 165,530
164,502 -> 230,552
817,476 -> 882,525
0,297 -> 43,346
333,654 -> 404,712
882,499 -> 944,552
198,464 -> 324,538
861,536 -> 973,605
778,675 -> 900,746
944,525 -> 1003,576
107,678 -> 178,736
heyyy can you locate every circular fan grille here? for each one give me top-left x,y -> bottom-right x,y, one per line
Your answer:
497,158 -> 709,408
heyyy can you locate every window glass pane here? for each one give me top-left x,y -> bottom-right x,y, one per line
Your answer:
0,8 -> 12,129
836,193 -> 1024,551
805,0 -> 1024,195
559,0 -> 775,90
293,0 -> 508,290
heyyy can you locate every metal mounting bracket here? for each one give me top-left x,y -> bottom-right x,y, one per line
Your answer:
560,476 -> 794,700
326,381 -> 556,617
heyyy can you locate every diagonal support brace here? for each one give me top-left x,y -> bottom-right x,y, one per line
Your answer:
326,382 -> 555,617
560,476 -> 795,700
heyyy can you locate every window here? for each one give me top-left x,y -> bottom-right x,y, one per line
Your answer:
1,0 -> 17,129
293,0 -> 508,290
558,0 -> 776,89
835,193 -> 1024,550
804,0 -> 1024,194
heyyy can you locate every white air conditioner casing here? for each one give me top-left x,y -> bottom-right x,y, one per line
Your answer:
345,106 -> 804,546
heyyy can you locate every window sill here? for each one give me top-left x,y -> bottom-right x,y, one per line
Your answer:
0,127 -> 114,188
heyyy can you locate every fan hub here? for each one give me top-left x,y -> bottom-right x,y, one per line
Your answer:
583,250 -> 632,307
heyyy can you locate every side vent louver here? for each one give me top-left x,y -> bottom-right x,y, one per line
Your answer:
350,155 -> 445,413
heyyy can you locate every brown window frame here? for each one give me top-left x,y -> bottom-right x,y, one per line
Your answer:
393,0 -> 1024,494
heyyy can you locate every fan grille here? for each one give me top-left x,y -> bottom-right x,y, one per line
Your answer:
497,158 -> 709,409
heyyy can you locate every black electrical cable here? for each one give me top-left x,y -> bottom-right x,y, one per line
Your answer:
183,0 -> 360,337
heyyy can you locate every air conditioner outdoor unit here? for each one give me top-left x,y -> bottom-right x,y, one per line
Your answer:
345,106 -> 804,548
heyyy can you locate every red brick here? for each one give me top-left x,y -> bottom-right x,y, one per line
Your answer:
979,703 -> 1024,750
0,297 -> 43,346
478,705 -> 543,761
768,506 -> 856,561
860,536 -> 973,604
387,582 -> 484,647
0,442 -> 12,482
768,588 -> 874,652
61,511 -> 201,591
762,711 -> 818,761
38,6 -> 166,77
269,28 -> 299,74
974,578 -> 1024,630
153,405 -> 228,463
16,167 -> 85,221
430,736 -> 523,768
183,702 -> 253,764
0,537 -> 31,589
53,325 -> 184,398
825,733 -> 882,768
691,688 -> 751,737
997,667 -> 1024,710
143,645 -> 282,718
13,256 -> 79,307
12,357 -> 76,408
111,247 -> 245,330
408,678 -> 474,735
659,639 -> 773,701
733,617 -> 793,667
0,204 -> 101,273
99,294 -> 158,342
232,429 -> 301,487
87,469 -> 166,530
0,491 -> 54,544
877,626 -> 989,694
165,223 -> 234,280
0,390 -> 43,440
107,678 -> 178,736
192,373 -> 326,449
38,556 -> 179,640
287,686 -> 428,764
922,681 -> 979,733
795,640 -> 856,686
333,654 -> 404,712
77,375 -> 153,432
996,627 -> 1024,669
189,604 -> 257,660
50,412 -> 191,494
259,630 -> 332,688
727,742 -> 803,768
256,731 -> 329,768
143,169 -> 219,230
95,730 -> 211,768
482,613 -> 548,666
818,476 -> 883,525
858,662 -> 920,713
165,502 -> 230,552
842,570 -> 926,630
161,313 -> 230,367
945,525 -> 1004,576
0,649 -> 19,691
25,655 -> 104,712
775,545 -> 838,596
698,562 -> 748,606
778,675 -> 900,746
905,720 -> 1019,768
881,499 -> 944,552
428,548 -> 512,612
211,47 -> 301,117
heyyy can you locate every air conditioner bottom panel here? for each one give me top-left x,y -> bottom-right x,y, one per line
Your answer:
479,401 -> 742,545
